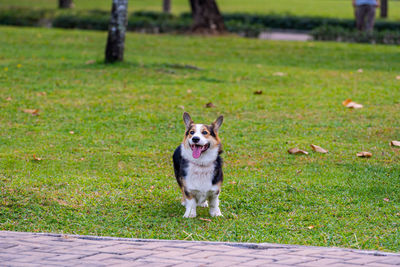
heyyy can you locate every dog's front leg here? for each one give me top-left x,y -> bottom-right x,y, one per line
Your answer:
183,198 -> 197,218
209,194 -> 222,217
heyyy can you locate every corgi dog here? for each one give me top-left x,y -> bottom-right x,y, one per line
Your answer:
173,112 -> 224,218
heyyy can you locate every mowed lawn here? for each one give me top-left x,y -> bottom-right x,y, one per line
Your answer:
0,26 -> 399,251
2,0 -> 400,20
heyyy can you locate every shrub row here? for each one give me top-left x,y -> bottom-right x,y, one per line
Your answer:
311,25 -> 400,45
1,7 -> 399,41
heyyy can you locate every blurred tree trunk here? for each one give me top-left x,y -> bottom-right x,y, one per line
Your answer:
58,0 -> 73,9
105,0 -> 128,63
189,0 -> 225,33
163,0 -> 171,14
380,0 -> 388,18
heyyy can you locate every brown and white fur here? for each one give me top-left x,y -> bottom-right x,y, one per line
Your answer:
173,112 -> 224,218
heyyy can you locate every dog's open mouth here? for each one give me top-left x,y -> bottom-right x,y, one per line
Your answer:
191,143 -> 209,159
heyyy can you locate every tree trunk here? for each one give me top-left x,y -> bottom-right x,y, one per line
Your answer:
189,0 -> 225,34
380,0 -> 388,18
105,0 -> 128,63
58,0 -> 73,9
163,0 -> 171,14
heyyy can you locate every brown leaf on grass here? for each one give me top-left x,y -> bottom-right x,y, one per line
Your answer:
307,225 -> 315,230
310,144 -> 328,153
6,97 -> 12,101
273,72 -> 286,76
187,89 -> 192,94
85,60 -> 96,65
32,154 -> 42,161
357,151 -> 372,158
229,181 -> 237,184
253,90 -> 263,95
205,102 -> 216,108
199,218 -> 212,222
342,99 -> 363,109
288,148 -> 308,155
390,141 -> 400,147
396,75 -> 400,80
23,109 -> 40,116
37,92 -> 47,96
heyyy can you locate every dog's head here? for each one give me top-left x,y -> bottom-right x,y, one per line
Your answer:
182,112 -> 223,159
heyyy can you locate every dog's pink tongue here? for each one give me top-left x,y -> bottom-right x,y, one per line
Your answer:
192,146 -> 202,159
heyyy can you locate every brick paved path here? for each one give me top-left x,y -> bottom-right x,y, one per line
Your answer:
1,231 -> 399,267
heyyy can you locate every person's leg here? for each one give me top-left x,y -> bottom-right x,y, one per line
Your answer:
365,5 -> 376,32
355,5 -> 365,31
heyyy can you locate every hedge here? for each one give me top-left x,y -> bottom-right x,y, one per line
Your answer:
311,25 -> 400,45
1,7 -> 399,42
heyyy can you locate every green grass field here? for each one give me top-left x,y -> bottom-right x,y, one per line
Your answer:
2,0 -> 400,20
1,26 -> 400,251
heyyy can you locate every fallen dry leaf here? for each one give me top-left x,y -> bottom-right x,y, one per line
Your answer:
187,89 -> 192,94
342,99 -> 363,109
32,155 -> 42,161
383,198 -> 390,202
199,218 -> 212,222
357,151 -> 372,158
273,72 -> 286,76
288,148 -> 309,155
6,97 -> 12,101
307,225 -> 315,230
23,109 -> 40,116
390,141 -> 400,147
85,60 -> 96,65
253,90 -> 263,95
205,102 -> 216,108
357,68 -> 363,73
396,76 -> 400,80
229,181 -> 237,185
310,144 -> 328,153
37,92 -> 47,96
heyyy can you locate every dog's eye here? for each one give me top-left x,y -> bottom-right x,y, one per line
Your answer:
202,131 -> 208,135
190,131 -> 195,135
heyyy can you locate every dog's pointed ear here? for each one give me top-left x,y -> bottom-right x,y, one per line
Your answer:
212,115 -> 224,132
183,112 -> 193,129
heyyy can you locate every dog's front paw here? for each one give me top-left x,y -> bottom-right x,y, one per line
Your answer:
209,207 -> 222,217
198,201 -> 208,208
183,210 -> 197,218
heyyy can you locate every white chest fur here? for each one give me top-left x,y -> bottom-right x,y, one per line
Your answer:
185,162 -> 219,203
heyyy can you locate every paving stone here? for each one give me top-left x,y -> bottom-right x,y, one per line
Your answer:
252,249 -> 293,256
1,231 -> 400,267
240,258 -> 276,266
79,252 -> 120,261
189,245 -> 236,252
173,263 -> 208,267
297,258 -> 343,266
118,250 -> 155,260
45,253 -> 86,261
344,256 -> 386,265
184,250 -> 220,259
273,256 -> 315,265
375,257 -> 400,265
208,255 -> 255,263
369,263 -> 399,267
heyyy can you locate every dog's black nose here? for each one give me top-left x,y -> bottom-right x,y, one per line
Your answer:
192,137 -> 200,143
